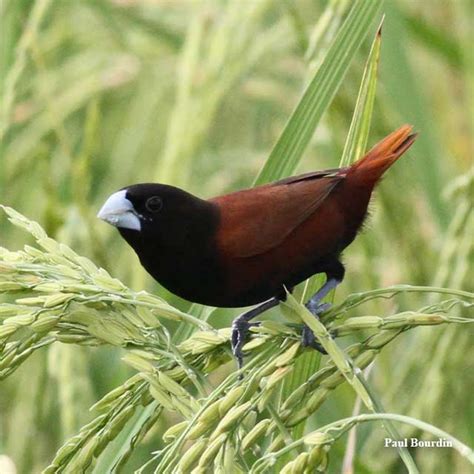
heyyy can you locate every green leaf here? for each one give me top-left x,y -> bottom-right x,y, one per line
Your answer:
340,17 -> 384,166
254,0 -> 383,185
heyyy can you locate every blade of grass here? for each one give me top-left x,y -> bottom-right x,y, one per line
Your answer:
254,0 -> 382,185
305,0 -> 351,68
340,17 -> 384,166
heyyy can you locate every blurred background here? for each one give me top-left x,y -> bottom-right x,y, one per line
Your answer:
0,0 -> 472,473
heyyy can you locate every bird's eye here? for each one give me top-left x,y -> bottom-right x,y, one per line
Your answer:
145,196 -> 163,213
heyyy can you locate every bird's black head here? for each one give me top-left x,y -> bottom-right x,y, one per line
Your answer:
97,183 -> 218,248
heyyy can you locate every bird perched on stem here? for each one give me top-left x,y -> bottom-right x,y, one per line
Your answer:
98,125 -> 416,370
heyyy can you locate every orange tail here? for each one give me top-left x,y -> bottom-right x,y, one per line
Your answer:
348,125 -> 417,185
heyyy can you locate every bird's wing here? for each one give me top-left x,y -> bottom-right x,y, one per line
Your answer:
211,170 -> 344,258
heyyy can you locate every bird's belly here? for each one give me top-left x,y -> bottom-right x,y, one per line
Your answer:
219,205 -> 350,306
138,253 -> 232,307
221,255 -> 330,307
142,255 -> 283,308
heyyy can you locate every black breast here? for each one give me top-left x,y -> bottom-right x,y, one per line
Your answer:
119,197 -> 226,305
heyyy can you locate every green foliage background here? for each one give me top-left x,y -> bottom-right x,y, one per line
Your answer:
0,0 -> 472,473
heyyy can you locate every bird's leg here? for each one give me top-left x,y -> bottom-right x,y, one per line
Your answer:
305,277 -> 340,315
231,298 -> 280,370
302,261 -> 345,352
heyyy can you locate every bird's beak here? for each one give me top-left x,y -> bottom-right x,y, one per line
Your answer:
97,190 -> 141,231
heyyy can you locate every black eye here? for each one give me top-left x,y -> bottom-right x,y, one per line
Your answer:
145,196 -> 163,213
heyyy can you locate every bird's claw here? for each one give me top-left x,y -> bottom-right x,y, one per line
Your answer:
301,325 -> 327,353
231,318 -> 260,371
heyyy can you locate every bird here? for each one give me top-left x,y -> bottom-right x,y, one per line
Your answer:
98,125 -> 416,369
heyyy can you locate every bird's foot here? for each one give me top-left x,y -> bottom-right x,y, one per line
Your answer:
301,325 -> 327,353
301,301 -> 332,354
231,317 -> 261,371
306,300 -> 331,317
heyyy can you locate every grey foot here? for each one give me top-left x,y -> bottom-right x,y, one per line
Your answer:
231,319 -> 260,371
